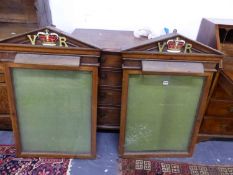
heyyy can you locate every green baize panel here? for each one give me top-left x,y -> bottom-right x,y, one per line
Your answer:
13,68 -> 92,154
125,74 -> 204,152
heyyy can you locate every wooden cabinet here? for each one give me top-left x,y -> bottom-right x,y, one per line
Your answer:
118,32 -> 222,158
0,27 -> 100,158
98,53 -> 122,130
0,0 -> 52,40
72,29 -> 148,130
197,18 -> 233,140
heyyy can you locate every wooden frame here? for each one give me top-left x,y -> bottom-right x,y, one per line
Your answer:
119,69 -> 213,158
0,26 -> 100,155
5,61 -> 98,159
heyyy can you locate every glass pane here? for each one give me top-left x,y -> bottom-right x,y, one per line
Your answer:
125,74 -> 204,152
12,68 -> 92,154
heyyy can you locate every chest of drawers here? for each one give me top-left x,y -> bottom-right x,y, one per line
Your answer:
197,18 -> 233,140
72,29 -> 148,130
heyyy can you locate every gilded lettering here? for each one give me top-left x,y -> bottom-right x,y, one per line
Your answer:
27,35 -> 37,45
59,37 -> 68,47
184,44 -> 192,53
158,42 -> 166,52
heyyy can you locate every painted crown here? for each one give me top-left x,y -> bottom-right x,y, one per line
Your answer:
37,29 -> 59,46
167,37 -> 185,53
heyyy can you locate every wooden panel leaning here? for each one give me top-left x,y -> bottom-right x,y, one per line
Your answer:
197,18 -> 233,140
0,27 -> 100,158
119,32 -> 223,158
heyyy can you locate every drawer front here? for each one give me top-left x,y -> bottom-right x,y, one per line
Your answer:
100,54 -> 122,68
206,99 -> 233,117
200,117 -> 233,135
220,43 -> 233,56
212,84 -> 232,99
0,74 -> 5,83
0,64 -> 4,71
223,57 -> 233,70
218,72 -> 233,98
99,69 -> 122,87
0,85 -> 10,114
98,88 -> 121,106
97,106 -> 120,126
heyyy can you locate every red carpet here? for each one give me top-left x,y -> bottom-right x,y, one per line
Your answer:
0,145 -> 71,175
120,158 -> 233,175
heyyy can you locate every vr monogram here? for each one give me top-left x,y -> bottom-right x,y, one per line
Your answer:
27,29 -> 68,47
158,37 -> 192,53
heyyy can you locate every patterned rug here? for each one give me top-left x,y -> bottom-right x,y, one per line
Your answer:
0,145 -> 71,175
120,158 -> 233,175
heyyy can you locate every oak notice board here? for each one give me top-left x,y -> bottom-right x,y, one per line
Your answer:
119,62 -> 211,157
0,27 -> 100,158
119,32 -> 223,158
10,65 -> 93,156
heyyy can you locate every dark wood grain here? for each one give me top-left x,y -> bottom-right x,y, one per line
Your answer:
200,116 -> 233,135
0,23 -> 38,40
97,106 -> 120,127
99,68 -> 122,88
0,84 -> 10,114
100,52 -> 122,68
206,99 -> 233,117
212,83 -> 233,99
0,0 -> 37,23
0,0 -> 52,40
0,73 -> 5,82
98,87 -> 121,107
219,71 -> 233,97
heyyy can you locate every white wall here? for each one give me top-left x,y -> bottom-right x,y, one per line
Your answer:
49,0 -> 233,39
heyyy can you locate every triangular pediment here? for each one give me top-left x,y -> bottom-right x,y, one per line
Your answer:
0,26 -> 98,49
123,33 -> 223,55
